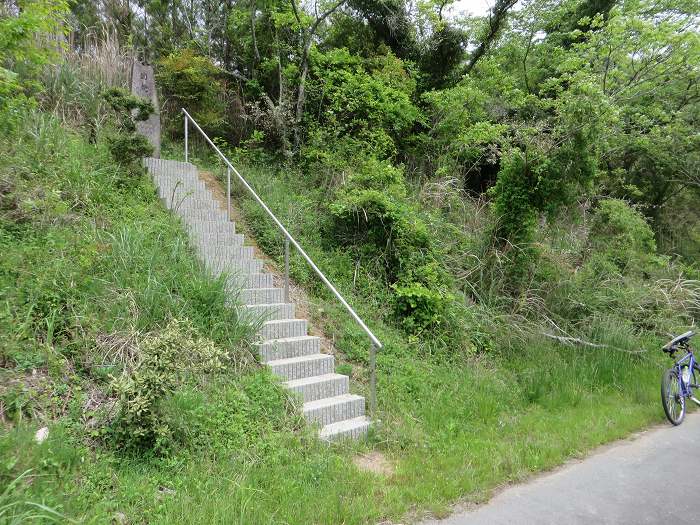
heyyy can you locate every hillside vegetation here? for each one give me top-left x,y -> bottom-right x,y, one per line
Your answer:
1,0 -> 699,523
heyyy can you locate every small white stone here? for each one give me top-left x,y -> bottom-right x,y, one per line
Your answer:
35,427 -> 49,444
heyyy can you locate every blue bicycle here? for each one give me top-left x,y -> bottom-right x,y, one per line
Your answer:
661,330 -> 698,425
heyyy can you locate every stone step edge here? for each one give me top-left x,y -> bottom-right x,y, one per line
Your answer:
303,393 -> 364,412
266,353 -> 332,367
256,335 -> 320,346
319,416 -> 371,440
149,158 -> 370,441
283,372 -> 347,389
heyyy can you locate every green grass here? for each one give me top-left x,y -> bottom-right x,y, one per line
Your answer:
0,118 -> 674,525
132,142 -> 669,521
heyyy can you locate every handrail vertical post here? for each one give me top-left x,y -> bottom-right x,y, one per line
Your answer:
184,113 -> 189,163
284,238 -> 290,302
370,343 -> 377,415
226,167 -> 231,221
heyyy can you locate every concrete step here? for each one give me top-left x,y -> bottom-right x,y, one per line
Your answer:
157,185 -> 205,197
153,171 -> 206,183
192,231 -> 244,246
284,373 -> 349,402
260,319 -> 307,339
241,287 -> 284,305
154,176 -> 208,194
157,184 -> 209,195
303,394 -> 365,427
159,189 -> 214,205
319,416 -> 370,441
145,158 -> 196,174
244,302 -> 295,321
186,221 -> 236,235
185,221 -> 236,237
176,209 -> 228,222
153,170 -> 201,182
161,196 -> 218,212
149,169 -> 197,180
202,246 -> 255,261
268,353 -> 334,381
256,335 -> 320,361
208,258 -> 264,275
228,273 -> 274,290
145,156 -> 372,442
168,199 -> 224,211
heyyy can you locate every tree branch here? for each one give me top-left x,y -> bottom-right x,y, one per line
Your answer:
290,0 -> 303,27
250,0 -> 261,64
310,0 -> 347,35
291,0 -> 349,150
465,0 -> 516,74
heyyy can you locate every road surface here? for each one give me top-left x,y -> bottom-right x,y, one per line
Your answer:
422,412 -> 700,525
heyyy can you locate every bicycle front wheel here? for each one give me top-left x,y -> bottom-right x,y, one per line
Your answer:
661,368 -> 686,425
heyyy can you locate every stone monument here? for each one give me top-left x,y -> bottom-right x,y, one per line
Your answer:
130,61 -> 161,158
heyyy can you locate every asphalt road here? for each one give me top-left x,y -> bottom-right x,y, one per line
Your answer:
422,412 -> 700,525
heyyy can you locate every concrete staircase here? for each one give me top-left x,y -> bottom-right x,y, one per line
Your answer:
145,158 -> 370,441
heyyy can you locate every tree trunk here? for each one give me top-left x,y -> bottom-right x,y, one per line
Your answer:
293,39 -> 312,150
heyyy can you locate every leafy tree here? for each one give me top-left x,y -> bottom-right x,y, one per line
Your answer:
48,0 -> 700,312
305,48 -> 421,158
581,0 -> 700,230
0,0 -> 69,129
347,0 -> 420,60
465,0 -> 517,74
0,0 -> 69,76
156,49 -> 226,136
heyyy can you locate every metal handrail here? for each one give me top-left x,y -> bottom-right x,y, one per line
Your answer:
182,108 -> 382,412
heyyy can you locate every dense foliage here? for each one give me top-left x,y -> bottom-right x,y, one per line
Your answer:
64,0 -> 697,280
3,0 -> 696,363
0,0 -> 699,522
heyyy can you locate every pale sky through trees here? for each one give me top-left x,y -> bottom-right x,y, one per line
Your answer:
450,0 -> 493,16
448,0 -> 524,18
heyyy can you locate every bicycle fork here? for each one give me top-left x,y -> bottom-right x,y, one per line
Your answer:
678,365 -> 700,405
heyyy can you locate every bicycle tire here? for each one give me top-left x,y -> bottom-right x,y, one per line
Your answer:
661,368 -> 686,425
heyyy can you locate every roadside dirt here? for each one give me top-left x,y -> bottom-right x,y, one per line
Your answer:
353,451 -> 395,476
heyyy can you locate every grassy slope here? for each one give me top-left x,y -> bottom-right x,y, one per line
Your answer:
161,145 -> 670,521
1,114 -> 669,525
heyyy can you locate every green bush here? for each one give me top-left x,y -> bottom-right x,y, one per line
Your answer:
392,281 -> 449,332
110,319 -> 229,453
306,48 -> 421,158
329,158 -> 430,277
587,198 -> 664,275
328,157 -> 453,332
101,87 -> 154,167
0,71 -> 35,133
490,150 -> 539,247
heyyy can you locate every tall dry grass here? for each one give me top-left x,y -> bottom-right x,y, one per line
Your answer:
41,25 -> 133,131
67,26 -> 132,88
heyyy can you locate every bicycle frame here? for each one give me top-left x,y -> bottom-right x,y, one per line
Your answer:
672,350 -> 700,399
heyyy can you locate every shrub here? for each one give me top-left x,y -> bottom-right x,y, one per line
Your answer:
0,0 -> 69,77
586,198 -> 665,276
109,319 -> 229,453
101,87 -> 154,167
306,48 -> 421,158
329,157 -> 453,332
329,158 -> 424,278
393,282 -> 449,332
490,150 -> 538,247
